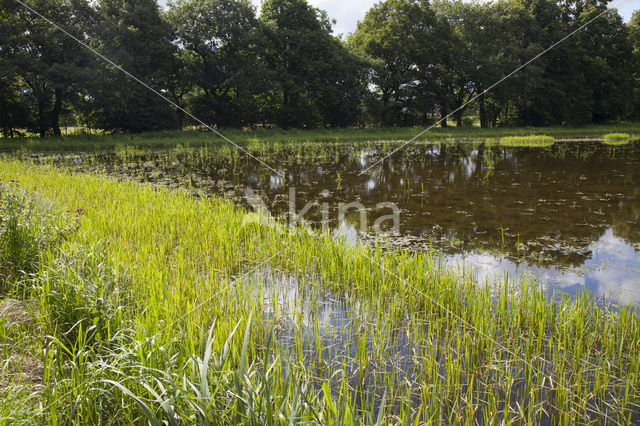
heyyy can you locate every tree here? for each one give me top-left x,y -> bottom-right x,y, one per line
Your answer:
89,0 -> 178,132
627,10 -> 640,119
524,0 -> 634,125
0,0 -> 91,137
571,4 -> 634,123
351,0 -> 443,126
0,65 -> 31,137
261,0 -> 365,128
430,0 -> 474,127
167,0 -> 269,127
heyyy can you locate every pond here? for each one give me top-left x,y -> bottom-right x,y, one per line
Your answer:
40,139 -> 640,304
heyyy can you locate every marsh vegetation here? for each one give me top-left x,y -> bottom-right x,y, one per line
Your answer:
1,133 -> 639,423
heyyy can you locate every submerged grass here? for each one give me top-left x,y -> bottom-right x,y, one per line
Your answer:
0,158 -> 639,423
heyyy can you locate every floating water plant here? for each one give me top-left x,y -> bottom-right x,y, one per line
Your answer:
602,133 -> 631,145
497,135 -> 554,147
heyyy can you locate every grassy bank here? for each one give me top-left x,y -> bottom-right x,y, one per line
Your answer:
1,123 -> 640,152
1,158 -> 639,423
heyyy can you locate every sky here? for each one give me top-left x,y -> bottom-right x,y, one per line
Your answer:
161,0 -> 638,36
247,0 -> 374,35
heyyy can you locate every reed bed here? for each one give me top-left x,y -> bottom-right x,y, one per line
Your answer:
0,158 -> 639,424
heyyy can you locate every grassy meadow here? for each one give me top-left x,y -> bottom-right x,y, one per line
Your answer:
1,123 -> 640,152
1,153 -> 639,424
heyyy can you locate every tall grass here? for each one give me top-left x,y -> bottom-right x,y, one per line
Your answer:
0,158 -> 639,423
0,181 -> 77,292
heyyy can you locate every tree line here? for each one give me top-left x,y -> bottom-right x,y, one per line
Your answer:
1,0 -> 639,137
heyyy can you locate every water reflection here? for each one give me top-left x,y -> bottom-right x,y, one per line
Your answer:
444,228 -> 640,305
245,269 -> 421,413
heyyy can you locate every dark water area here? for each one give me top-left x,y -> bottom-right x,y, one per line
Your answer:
40,139 -> 640,303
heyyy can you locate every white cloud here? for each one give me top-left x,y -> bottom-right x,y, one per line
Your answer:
249,0 -> 374,35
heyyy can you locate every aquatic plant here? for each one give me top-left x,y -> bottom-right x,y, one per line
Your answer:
604,133 -> 631,140
0,181 -> 76,291
2,124 -> 640,153
496,135 -> 554,147
602,133 -> 631,145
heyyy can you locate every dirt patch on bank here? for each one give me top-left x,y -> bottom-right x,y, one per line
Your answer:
0,299 -> 43,387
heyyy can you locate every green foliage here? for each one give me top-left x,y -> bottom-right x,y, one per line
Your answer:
351,0 -> 446,126
0,0 -> 93,138
260,0 -> 366,127
604,132 -> 631,140
602,132 -> 631,145
0,180 -> 76,290
166,0 -> 264,127
629,10 -> 640,120
0,0 -> 638,132
88,0 -> 179,132
35,246 -> 132,352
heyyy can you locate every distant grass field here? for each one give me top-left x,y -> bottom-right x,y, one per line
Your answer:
1,123 -> 640,152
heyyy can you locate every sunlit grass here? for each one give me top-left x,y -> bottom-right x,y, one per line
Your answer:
602,133 -> 631,145
495,135 -> 555,147
0,158 -> 639,423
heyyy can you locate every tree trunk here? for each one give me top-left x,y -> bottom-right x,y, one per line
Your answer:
454,91 -> 465,126
381,91 -> 391,126
440,102 -> 448,128
455,110 -> 463,127
50,87 -> 63,137
176,109 -> 184,130
393,86 -> 401,126
38,99 -> 47,138
479,92 -> 487,129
